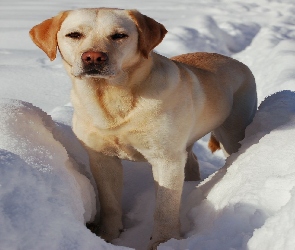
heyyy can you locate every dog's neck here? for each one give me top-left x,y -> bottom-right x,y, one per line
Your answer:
95,55 -> 154,121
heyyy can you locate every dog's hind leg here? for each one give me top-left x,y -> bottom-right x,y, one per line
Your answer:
214,80 -> 257,155
184,144 -> 201,181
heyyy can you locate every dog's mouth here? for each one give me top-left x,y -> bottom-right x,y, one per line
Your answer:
84,68 -> 100,75
80,65 -> 115,78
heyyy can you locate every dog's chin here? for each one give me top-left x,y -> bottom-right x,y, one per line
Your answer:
84,72 -> 115,79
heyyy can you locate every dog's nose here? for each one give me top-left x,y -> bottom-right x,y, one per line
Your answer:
81,51 -> 108,64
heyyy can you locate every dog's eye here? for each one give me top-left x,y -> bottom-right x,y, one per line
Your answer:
66,32 -> 83,39
111,33 -> 128,40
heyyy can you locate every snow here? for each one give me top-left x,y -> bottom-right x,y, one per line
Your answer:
0,0 -> 295,249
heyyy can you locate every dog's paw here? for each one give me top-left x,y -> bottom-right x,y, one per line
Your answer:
86,222 -> 100,234
86,222 -> 123,242
147,236 -> 172,250
99,227 -> 124,242
148,229 -> 181,249
148,239 -> 163,250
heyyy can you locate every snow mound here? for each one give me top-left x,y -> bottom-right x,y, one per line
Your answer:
0,99 -> 128,250
160,91 -> 295,249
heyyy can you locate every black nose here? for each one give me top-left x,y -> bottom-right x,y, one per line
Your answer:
81,51 -> 108,65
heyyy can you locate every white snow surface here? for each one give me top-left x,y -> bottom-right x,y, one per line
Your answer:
0,0 -> 295,249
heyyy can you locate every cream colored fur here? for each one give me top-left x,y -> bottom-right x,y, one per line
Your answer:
30,8 -> 257,249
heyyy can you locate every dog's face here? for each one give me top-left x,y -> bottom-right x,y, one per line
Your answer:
58,9 -> 139,79
30,8 -> 167,80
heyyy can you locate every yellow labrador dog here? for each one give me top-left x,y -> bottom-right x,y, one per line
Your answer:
30,8 -> 257,249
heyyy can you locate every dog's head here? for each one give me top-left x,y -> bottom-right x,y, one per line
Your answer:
29,8 -> 167,80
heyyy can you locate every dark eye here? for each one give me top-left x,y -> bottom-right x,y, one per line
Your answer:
66,32 -> 83,39
111,33 -> 128,40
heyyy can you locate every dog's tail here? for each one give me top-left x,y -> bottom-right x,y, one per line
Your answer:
208,133 -> 221,153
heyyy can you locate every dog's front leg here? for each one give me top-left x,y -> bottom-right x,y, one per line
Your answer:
87,148 -> 123,242
147,151 -> 186,249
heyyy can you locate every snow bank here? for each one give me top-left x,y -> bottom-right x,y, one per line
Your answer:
160,91 -> 295,250
0,99 -> 128,250
2,92 -> 294,250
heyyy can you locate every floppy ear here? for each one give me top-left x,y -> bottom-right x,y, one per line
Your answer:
128,10 -> 167,58
29,11 -> 69,61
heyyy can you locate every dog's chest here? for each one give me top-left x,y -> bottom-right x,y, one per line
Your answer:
73,113 -> 146,161
71,85 -> 152,161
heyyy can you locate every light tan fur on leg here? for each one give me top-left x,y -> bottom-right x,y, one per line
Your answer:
185,145 -> 201,181
87,148 -> 123,241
